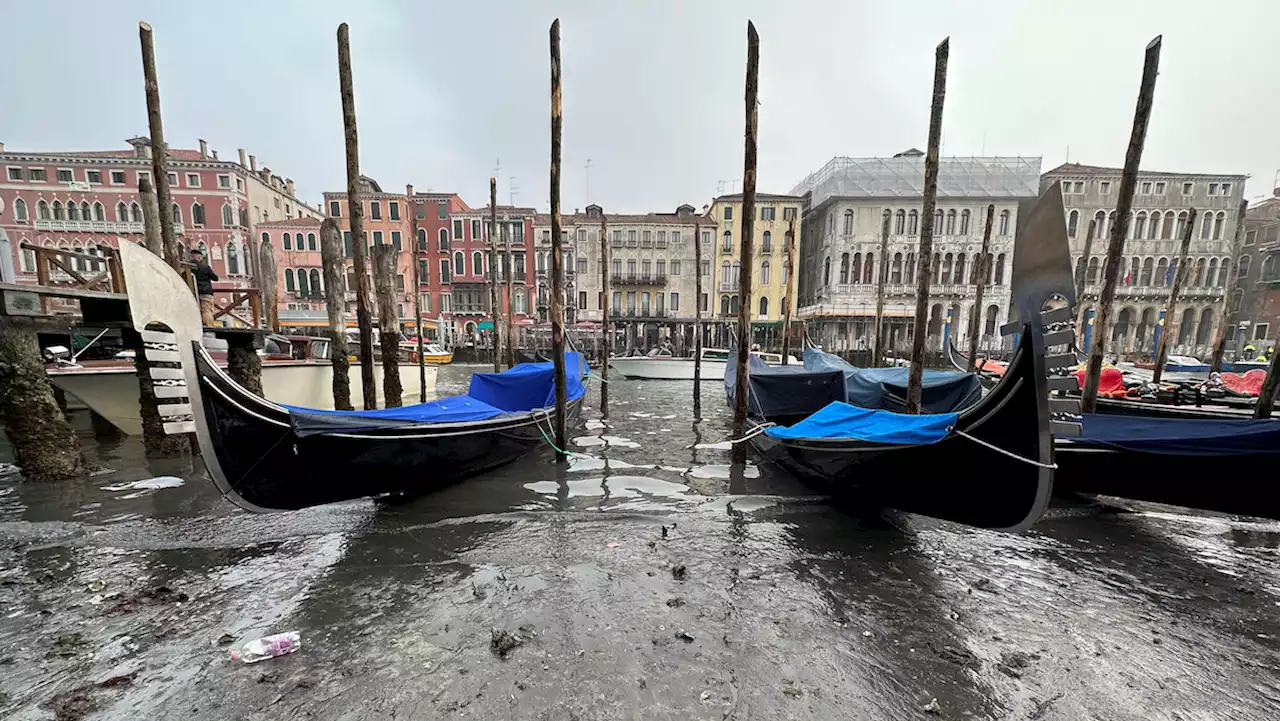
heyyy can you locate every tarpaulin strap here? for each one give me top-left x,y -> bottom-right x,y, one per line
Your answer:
955,430 -> 1057,469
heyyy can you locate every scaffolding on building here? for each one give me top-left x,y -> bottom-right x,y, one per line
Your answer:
791,155 -> 1043,209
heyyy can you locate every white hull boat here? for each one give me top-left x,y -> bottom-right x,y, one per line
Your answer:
608,348 -> 801,380
48,361 -> 437,435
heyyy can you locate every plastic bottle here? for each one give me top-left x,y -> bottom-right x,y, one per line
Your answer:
229,632 -> 301,663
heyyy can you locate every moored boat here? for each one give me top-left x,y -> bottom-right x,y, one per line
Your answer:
608,347 -> 801,380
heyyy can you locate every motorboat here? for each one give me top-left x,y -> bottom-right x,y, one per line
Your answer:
116,242 -> 586,511
608,347 -> 802,380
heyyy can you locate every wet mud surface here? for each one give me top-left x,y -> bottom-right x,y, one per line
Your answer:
1,365 -> 1277,719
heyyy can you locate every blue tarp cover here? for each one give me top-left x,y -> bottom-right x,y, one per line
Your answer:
765,401 -> 959,445
1077,413 -> 1280,456
803,348 -> 982,413
287,353 -> 587,437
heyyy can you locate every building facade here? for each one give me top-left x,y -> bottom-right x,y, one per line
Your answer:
791,152 -> 1040,354
1042,163 -> 1247,358
256,217 -> 326,328
444,204 -> 537,343
706,193 -> 802,325
1227,191 -> 1280,355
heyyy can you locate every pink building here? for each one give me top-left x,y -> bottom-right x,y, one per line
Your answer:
256,217 -> 328,328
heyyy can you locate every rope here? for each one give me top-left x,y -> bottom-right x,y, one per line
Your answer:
530,409 -> 572,456
727,422 -> 776,444
955,430 -> 1057,469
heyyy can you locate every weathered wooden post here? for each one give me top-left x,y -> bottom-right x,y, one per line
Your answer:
1082,36 -> 1161,414
872,212 -> 890,367
781,217 -> 798,365
1153,208 -> 1197,384
0,318 -> 84,480
372,244 -> 402,408
1211,200 -> 1249,371
319,219 -> 353,409
967,204 -> 995,371
225,332 -> 263,397
548,18 -> 569,457
731,21 -> 760,441
337,22 -> 378,410
259,238 -> 279,332
489,178 -> 502,373
906,38 -> 949,414
692,218 -> 701,417
600,214 -> 610,414
504,217 -> 515,369
408,202 -> 426,402
138,22 -> 180,273
139,177 -> 163,256
1256,345 -> 1279,419
1074,218 -> 1097,350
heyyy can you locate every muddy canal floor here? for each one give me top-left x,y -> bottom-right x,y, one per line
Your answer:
1,366 -> 1278,720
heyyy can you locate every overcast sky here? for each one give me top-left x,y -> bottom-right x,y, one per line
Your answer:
4,1 -> 1279,213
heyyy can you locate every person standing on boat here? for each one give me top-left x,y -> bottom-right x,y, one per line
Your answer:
187,249 -> 219,327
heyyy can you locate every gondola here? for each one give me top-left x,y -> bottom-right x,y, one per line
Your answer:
118,243 -> 585,512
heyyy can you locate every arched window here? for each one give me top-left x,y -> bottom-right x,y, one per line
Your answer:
760,260 -> 771,285
67,201 -> 79,221
722,230 -> 732,250
1092,211 -> 1105,240
438,228 -> 450,250
1213,212 -> 1225,240
1200,212 -> 1213,239
226,242 -> 240,275
1063,209 -> 1079,238
1206,258 -> 1218,287
310,269 -> 321,293
905,252 -> 916,282
308,233 -> 317,251
759,296 -> 769,317
933,209 -> 944,234
720,295 -> 730,315
285,268 -> 296,292
954,253 -> 966,285
960,209 -> 971,235
14,198 -> 27,221
1219,258 -> 1231,286
191,202 -> 205,226
114,202 -> 125,221
418,229 -> 428,251
843,210 -> 854,235
130,203 -> 142,222
222,205 -> 234,227
945,210 -> 956,235
762,230 -> 772,252
1140,257 -> 1154,286
1239,255 -> 1252,279
297,266 -> 310,295
93,202 -> 104,221
840,253 -> 852,284
346,266 -> 356,292
52,201 -> 64,220
172,203 -> 181,223
1132,211 -> 1146,240
984,304 -> 999,336
863,252 -> 874,284
453,251 -> 465,276
472,251 -> 484,276
823,256 -> 831,285
932,252 -> 942,283
1176,211 -> 1189,239
1155,257 -> 1169,286
283,232 -> 292,250
721,260 -> 731,287
1194,258 -> 1205,286
907,210 -> 918,236
891,252 -> 903,283
730,295 -> 740,315
514,288 -> 527,314
259,232 -> 268,249
71,242 -> 85,271
994,253 -> 1007,285
895,210 -> 906,235
998,210 -> 1010,235
941,253 -> 953,284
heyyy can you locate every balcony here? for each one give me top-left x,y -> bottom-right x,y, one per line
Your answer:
33,219 -> 184,234
719,282 -> 737,292
720,245 -> 734,255
1079,283 -> 1223,300
611,273 -> 667,286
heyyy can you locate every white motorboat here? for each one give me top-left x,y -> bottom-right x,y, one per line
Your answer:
607,347 -> 802,380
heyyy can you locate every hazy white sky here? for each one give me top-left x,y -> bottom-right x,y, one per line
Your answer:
4,0 -> 1278,212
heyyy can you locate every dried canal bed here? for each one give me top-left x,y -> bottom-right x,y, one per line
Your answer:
0,365 -> 1277,720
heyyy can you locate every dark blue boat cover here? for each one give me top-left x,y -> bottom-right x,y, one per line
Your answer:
725,354 -> 847,418
765,401 -> 958,444
1076,413 -> 1280,456
287,353 -> 587,437
802,348 -> 982,413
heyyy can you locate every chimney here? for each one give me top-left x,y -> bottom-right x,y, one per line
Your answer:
249,154 -> 257,172
238,148 -> 247,167
286,179 -> 295,196
198,139 -> 208,158
406,183 -> 414,196
0,142 -> 5,153
211,149 -> 218,160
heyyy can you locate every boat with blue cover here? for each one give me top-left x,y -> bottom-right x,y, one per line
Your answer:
117,241 -> 586,512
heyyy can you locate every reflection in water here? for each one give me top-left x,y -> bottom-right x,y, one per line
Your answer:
0,368 -> 1276,719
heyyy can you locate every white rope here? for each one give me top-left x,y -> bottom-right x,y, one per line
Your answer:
955,430 -> 1057,469
729,422 -> 775,444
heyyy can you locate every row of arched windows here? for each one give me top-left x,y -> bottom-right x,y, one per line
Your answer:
718,230 -> 777,252
284,268 -> 323,295
716,259 -> 781,286
9,198 -> 238,228
872,208 -> 1011,237
1073,255 -> 1233,288
1066,209 -> 1229,242
824,251 -> 1006,287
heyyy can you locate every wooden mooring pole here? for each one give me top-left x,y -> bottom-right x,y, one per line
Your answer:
0,318 -> 84,480
139,177 -> 163,257
731,21 -> 760,440
905,38 -> 949,414
600,214 -> 610,414
489,178 -> 502,374
548,19 -> 568,458
872,212 -> 890,367
319,219 -> 353,409
1152,208 -> 1197,385
138,22 -> 180,273
1082,36 -> 1161,414
967,204 -> 994,372
1074,218 -> 1097,351
692,218 -> 702,417
337,23 -> 378,410
372,244 -> 402,408
410,202 -> 426,402
781,217 -> 798,365
259,239 -> 279,332
504,216 -> 515,369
